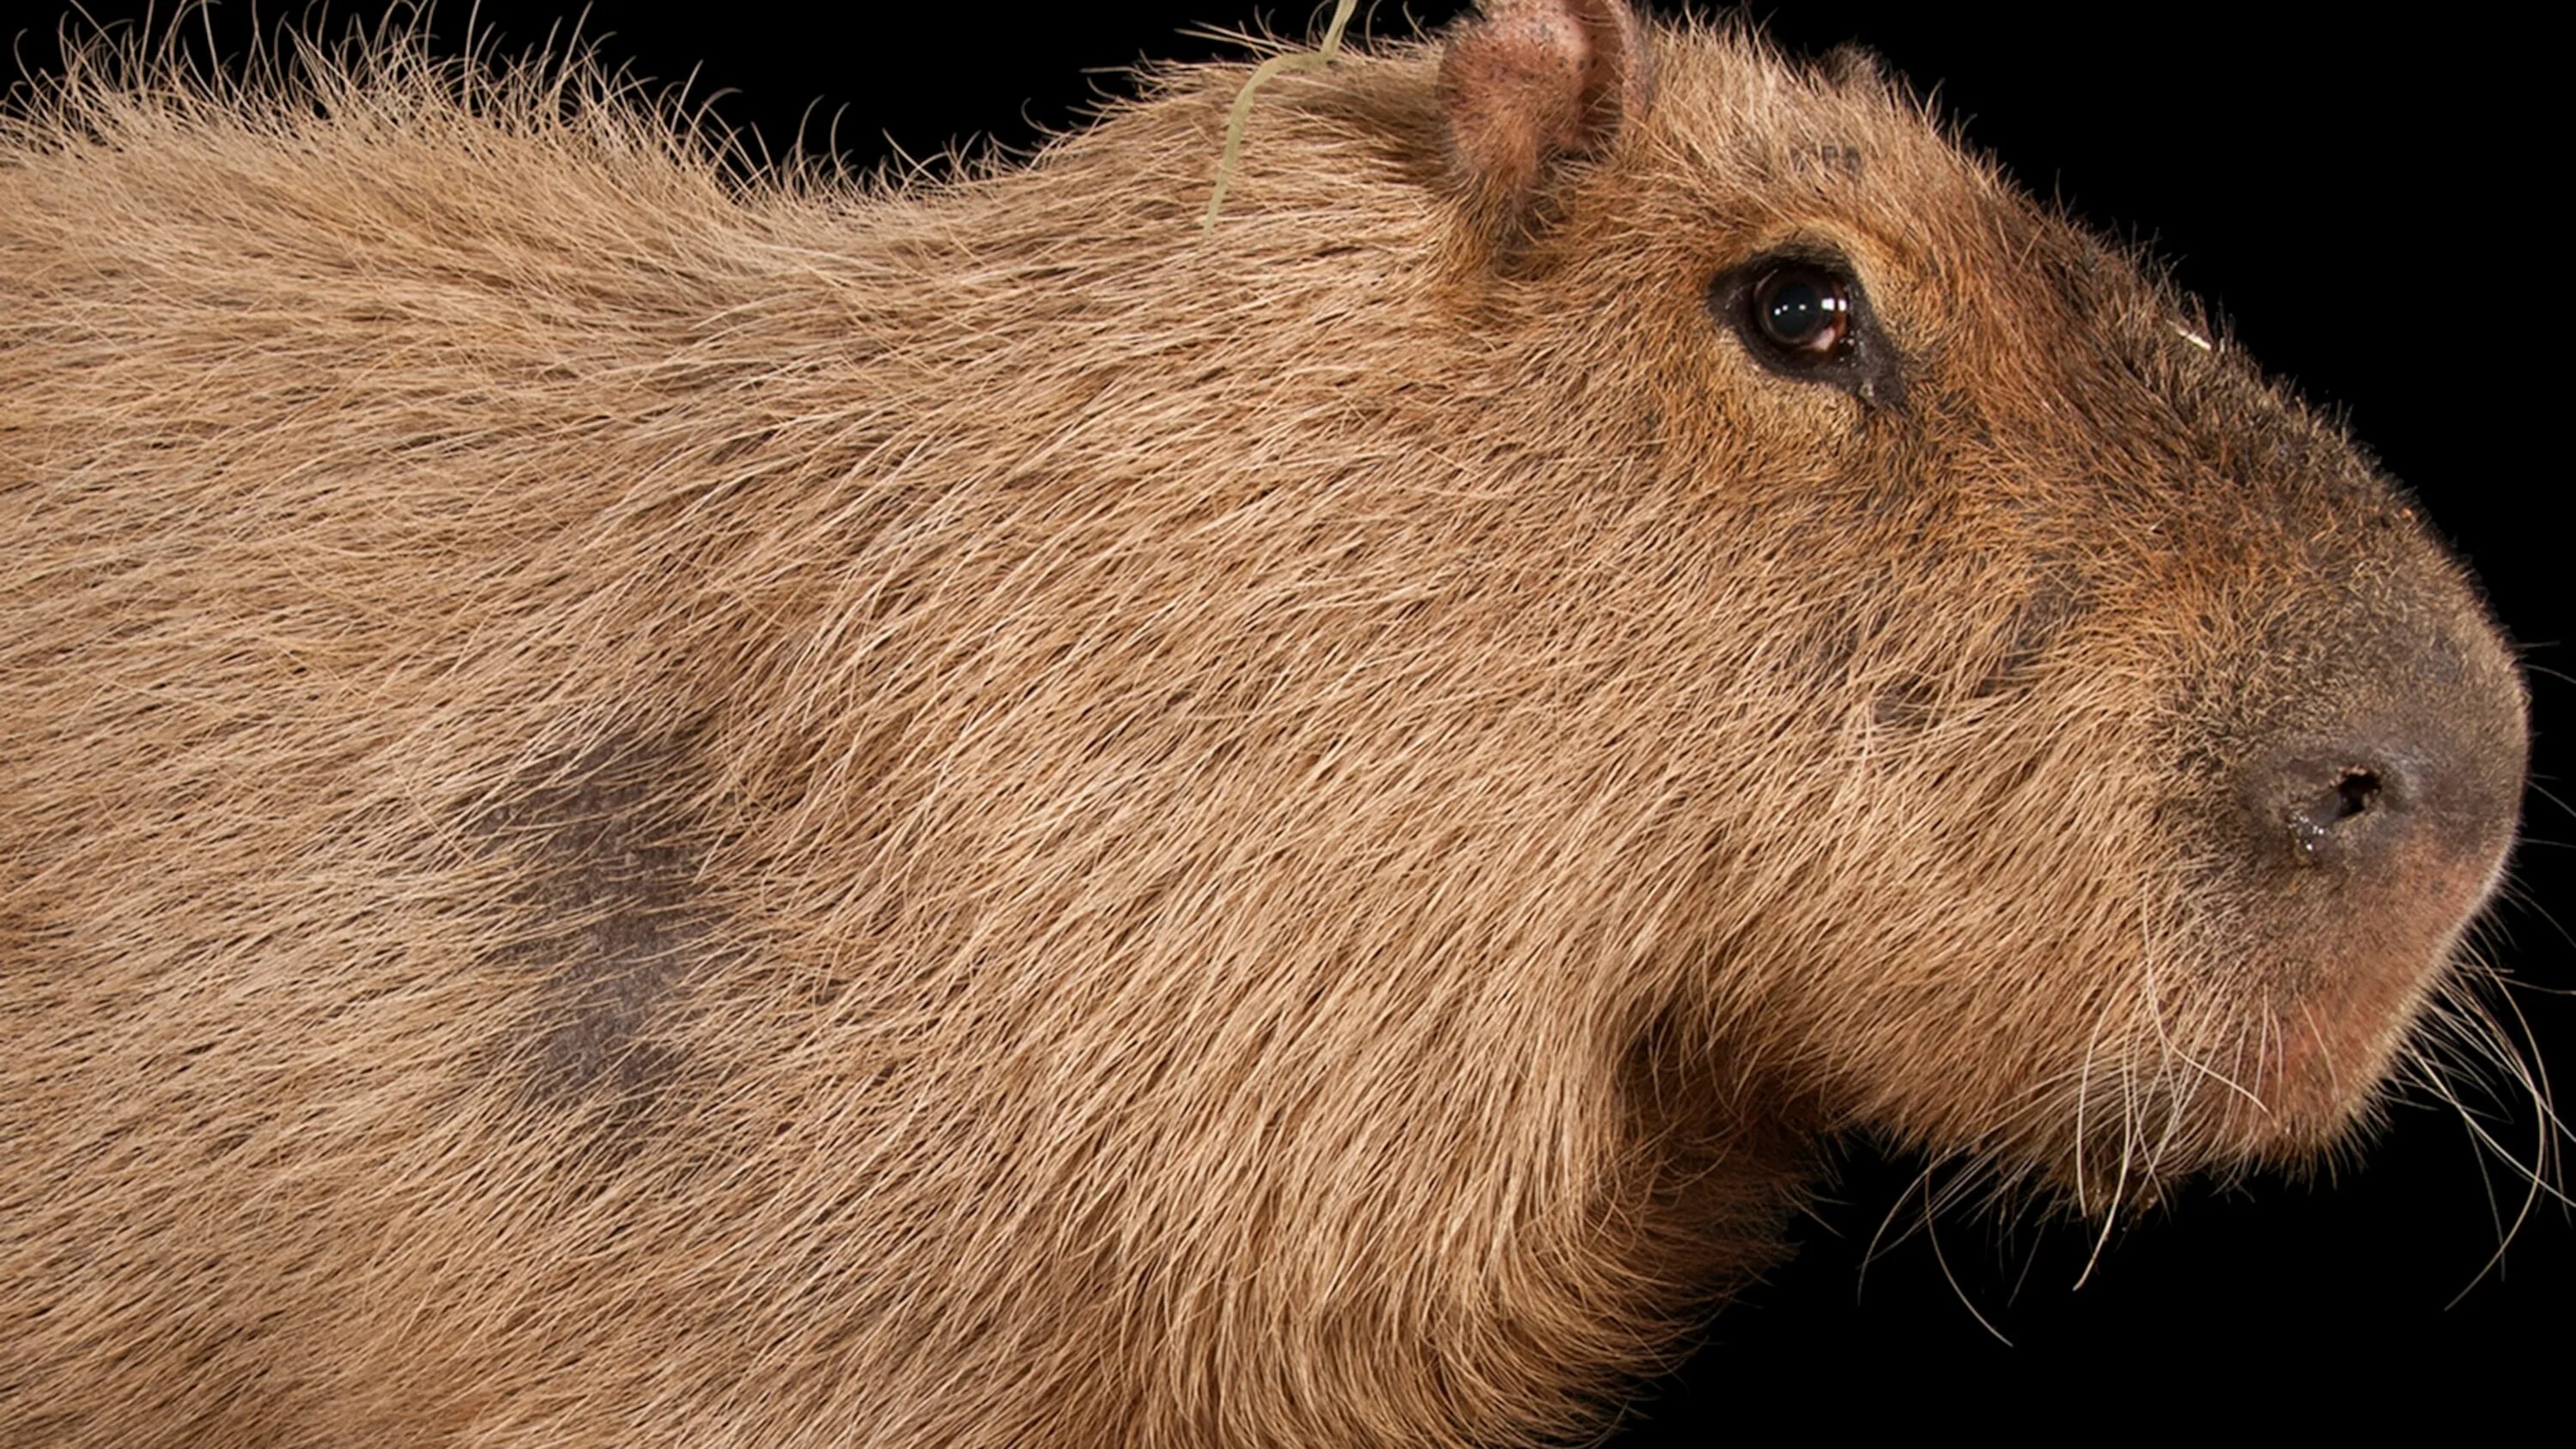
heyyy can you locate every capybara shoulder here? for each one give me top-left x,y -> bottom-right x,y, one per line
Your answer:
0,3 -> 2531,1445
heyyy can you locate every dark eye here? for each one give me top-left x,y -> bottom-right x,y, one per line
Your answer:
1747,264 -> 1853,363
1709,252 -> 1905,409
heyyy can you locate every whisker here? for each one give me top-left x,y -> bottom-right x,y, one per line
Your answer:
1922,1173 -> 2014,1347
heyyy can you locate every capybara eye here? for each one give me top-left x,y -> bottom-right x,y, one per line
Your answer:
1747,263 -> 1853,362
1710,252 -> 1899,407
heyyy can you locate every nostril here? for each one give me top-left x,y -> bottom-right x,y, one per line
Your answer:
2280,761 -> 2397,863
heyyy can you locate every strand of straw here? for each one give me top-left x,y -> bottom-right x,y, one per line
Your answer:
1200,0 -> 1362,236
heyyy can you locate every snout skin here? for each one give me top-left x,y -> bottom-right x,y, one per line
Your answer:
2215,587 -> 2526,1137
2231,558 -> 2525,880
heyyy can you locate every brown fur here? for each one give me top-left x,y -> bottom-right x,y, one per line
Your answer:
0,3 -> 2530,1445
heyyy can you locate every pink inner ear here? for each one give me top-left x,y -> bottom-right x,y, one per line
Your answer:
1438,0 -> 1650,203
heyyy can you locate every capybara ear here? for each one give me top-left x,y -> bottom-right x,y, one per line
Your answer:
1437,0 -> 1653,230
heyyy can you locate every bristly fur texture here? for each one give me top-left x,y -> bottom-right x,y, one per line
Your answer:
0,3 -> 2537,1446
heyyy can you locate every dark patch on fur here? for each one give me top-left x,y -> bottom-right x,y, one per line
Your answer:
470,729 -> 726,1130
704,425 -> 779,470
1869,676 -> 1941,730
1867,568 -> 2087,730
1973,568 -> 2087,698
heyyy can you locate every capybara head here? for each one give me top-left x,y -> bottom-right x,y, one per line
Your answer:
0,2 -> 2530,1446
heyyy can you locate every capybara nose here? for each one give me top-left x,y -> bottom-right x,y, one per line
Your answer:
2238,646 -> 2526,882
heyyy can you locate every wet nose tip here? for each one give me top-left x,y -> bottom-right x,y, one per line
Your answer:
2245,715 -> 2522,877
2236,602 -> 2530,880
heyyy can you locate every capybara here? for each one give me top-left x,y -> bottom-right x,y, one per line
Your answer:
0,1 -> 2536,1443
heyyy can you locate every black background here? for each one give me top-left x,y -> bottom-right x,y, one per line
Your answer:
7,0 -> 2567,1422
